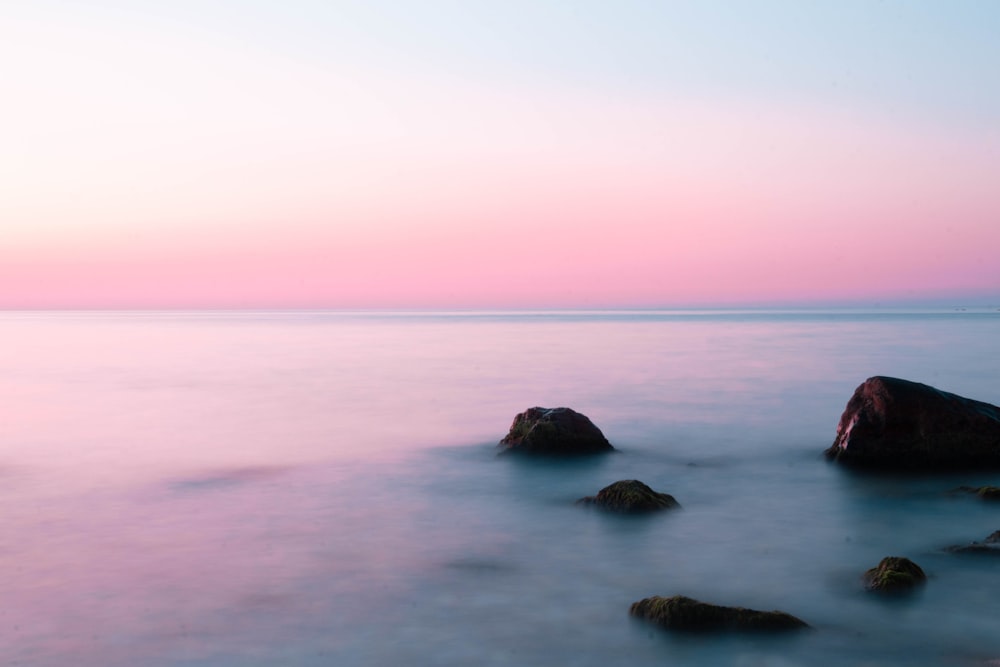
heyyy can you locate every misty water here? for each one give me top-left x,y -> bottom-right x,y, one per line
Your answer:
2,309 -> 1000,666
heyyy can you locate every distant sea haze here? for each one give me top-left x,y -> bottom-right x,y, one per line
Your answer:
2,309 -> 999,666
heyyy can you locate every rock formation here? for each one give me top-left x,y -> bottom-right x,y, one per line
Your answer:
498,407 -> 614,455
629,595 -> 808,632
825,376 -> 1000,469
576,480 -> 679,513
956,485 -> 1000,500
945,530 -> 1000,555
862,556 -> 927,593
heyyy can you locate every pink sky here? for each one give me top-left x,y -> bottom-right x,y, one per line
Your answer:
2,2 -> 998,309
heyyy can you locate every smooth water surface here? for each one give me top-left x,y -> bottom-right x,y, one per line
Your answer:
2,309 -> 1000,666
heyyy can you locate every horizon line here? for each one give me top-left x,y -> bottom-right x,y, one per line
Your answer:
2,301 -> 999,315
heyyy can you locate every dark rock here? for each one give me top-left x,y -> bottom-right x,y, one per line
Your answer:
945,530 -> 1000,555
863,556 -> 927,593
824,376 -> 1000,469
576,480 -> 679,513
629,595 -> 809,632
498,407 -> 613,455
957,485 -> 1000,500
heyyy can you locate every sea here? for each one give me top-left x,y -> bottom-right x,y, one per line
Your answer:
2,308 -> 1000,666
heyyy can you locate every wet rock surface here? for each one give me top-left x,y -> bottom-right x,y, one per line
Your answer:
629,595 -> 809,632
825,376 -> 1000,469
576,479 -> 679,513
863,556 -> 927,593
498,407 -> 614,455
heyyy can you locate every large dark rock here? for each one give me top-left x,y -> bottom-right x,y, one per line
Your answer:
862,556 -> 926,593
498,407 -> 614,455
576,480 -> 679,513
944,530 -> 1000,555
629,595 -> 809,632
824,376 -> 1000,469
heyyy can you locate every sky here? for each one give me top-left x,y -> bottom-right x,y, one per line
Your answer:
2,0 -> 998,309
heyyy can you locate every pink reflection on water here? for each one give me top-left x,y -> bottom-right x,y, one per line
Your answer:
0,313 -> 485,663
0,310 -> 917,664
1,459 -> 436,665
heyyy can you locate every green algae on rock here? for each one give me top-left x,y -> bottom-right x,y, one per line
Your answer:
863,556 -> 927,593
498,407 -> 614,455
629,595 -> 809,632
577,480 -> 679,513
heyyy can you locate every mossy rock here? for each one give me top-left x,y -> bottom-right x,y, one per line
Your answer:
630,595 -> 809,632
498,407 -> 614,455
577,480 -> 679,513
863,556 -> 927,593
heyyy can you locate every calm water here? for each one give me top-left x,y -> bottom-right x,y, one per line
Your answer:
2,309 -> 1000,666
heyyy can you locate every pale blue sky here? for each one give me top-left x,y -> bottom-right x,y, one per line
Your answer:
10,1 -> 999,119
25,1 -> 994,121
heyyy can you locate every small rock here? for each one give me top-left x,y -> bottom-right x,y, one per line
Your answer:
957,485 -> 1000,500
863,556 -> 927,593
629,595 -> 809,632
944,530 -> 1000,555
498,407 -> 614,455
577,480 -> 679,513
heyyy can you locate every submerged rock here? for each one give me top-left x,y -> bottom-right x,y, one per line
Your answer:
863,556 -> 927,593
824,376 -> 1000,469
498,407 -> 613,455
629,595 -> 808,632
576,480 -> 679,513
944,530 -> 1000,555
956,485 -> 1000,500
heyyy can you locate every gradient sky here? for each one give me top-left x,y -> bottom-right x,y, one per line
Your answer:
2,1 -> 998,308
